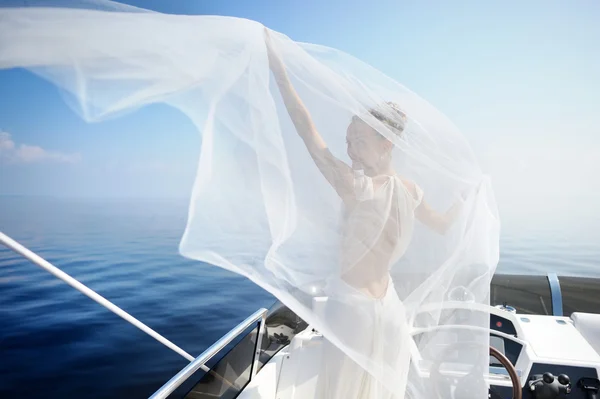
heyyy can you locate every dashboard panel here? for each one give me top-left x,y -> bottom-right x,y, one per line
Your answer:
490,364 -> 599,399
490,313 -> 518,336
489,312 -> 522,367
490,333 -> 522,367
487,311 -> 600,399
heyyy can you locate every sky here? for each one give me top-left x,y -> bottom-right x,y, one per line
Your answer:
1,0 -> 599,226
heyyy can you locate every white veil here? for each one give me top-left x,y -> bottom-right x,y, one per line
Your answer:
0,2 -> 500,397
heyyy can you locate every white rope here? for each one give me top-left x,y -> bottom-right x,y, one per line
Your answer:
0,231 -> 204,366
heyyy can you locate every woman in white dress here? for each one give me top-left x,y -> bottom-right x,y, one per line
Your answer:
265,30 -> 463,398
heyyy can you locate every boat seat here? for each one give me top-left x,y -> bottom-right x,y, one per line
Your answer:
571,312 -> 600,354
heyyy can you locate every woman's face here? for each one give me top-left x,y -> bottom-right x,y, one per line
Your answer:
346,117 -> 390,169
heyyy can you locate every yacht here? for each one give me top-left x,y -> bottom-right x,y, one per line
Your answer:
2,231 -> 599,399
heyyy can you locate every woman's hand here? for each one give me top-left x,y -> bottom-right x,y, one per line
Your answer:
264,28 -> 286,78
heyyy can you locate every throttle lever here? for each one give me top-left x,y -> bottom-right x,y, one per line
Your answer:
579,377 -> 600,399
529,373 -> 571,398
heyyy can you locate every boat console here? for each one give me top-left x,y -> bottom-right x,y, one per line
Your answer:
487,305 -> 600,399
247,298 -> 600,399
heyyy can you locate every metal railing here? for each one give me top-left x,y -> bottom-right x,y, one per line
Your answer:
0,231 -> 269,398
149,308 -> 268,399
547,272 -> 564,316
0,231 -> 197,363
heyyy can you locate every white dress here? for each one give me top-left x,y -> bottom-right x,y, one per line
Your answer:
316,174 -> 423,399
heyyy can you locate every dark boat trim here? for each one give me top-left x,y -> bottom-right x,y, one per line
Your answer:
490,274 -> 600,316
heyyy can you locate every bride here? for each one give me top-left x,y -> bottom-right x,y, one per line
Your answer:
0,4 -> 493,395
265,30 -> 465,399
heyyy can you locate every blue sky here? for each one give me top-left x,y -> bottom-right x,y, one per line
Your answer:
1,0 -> 599,224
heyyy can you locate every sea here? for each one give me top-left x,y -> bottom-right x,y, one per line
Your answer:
1,196 -> 599,398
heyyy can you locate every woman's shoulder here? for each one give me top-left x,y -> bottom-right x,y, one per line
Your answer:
396,176 -> 424,205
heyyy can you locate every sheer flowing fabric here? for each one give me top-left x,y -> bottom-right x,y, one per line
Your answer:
0,2 -> 500,398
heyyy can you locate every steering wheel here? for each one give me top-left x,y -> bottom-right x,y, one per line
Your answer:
411,297 -> 523,398
429,343 -> 522,399
489,346 -> 522,399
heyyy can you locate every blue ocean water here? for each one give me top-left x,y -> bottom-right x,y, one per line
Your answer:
1,196 -> 599,398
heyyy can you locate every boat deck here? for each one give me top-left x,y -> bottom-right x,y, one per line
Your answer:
182,274 -> 600,398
